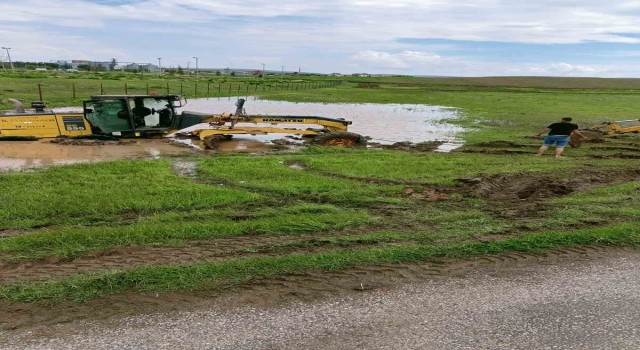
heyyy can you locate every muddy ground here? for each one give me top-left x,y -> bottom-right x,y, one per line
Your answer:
1,132 -> 640,333
1,161 -> 640,332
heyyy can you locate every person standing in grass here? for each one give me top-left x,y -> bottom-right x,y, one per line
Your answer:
535,117 -> 588,158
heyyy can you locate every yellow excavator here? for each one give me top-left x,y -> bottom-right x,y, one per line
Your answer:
0,95 -> 366,148
569,119 -> 640,147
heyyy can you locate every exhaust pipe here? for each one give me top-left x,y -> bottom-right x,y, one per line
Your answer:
7,98 -> 25,113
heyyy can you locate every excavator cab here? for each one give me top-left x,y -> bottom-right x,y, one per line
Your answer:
83,94 -> 186,137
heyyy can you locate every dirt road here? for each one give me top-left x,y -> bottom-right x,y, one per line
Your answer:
2,248 -> 639,349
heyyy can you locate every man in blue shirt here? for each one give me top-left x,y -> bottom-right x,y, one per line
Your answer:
535,117 -> 588,158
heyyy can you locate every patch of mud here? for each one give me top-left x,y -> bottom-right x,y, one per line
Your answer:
0,229 -> 26,238
0,245 -> 631,332
286,161 -> 307,171
0,230 -> 391,285
473,140 -> 526,148
593,153 -> 640,159
172,160 -> 198,178
0,139 -> 196,172
368,141 -> 444,152
456,168 -> 640,217
403,188 -> 463,201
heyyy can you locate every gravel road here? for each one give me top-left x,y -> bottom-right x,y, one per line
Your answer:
3,250 -> 640,350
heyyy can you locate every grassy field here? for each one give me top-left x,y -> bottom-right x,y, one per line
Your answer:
1,74 -> 640,305
0,71 -> 341,110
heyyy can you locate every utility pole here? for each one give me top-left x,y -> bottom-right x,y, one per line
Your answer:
280,65 -> 285,82
261,63 -> 265,79
193,56 -> 199,79
157,57 -> 162,75
2,47 -> 14,71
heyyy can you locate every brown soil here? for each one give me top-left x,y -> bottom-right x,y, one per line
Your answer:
0,232 -> 390,285
368,141 -> 444,152
2,158 -> 640,332
473,140 -> 526,148
455,168 -> 640,217
0,244 -> 631,333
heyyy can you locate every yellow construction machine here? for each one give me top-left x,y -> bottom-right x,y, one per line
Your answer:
0,95 -> 366,148
569,119 -> 640,147
587,119 -> 640,135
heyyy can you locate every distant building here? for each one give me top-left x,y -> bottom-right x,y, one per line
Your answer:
352,73 -> 371,77
330,73 -> 343,76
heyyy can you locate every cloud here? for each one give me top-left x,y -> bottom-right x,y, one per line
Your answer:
351,50 -> 443,70
2,0 -> 640,76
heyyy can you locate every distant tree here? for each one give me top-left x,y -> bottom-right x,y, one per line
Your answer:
177,66 -> 184,75
77,64 -> 91,71
230,71 -> 236,77
108,58 -> 117,71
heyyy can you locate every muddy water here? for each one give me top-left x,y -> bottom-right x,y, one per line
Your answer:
0,140 -> 195,172
179,97 -> 465,151
0,99 -> 464,171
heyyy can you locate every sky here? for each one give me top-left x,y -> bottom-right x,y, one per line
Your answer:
1,0 -> 640,77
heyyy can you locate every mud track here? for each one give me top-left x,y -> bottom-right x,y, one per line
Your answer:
0,231 -> 392,284
2,166 -> 638,285
456,168 -> 640,217
0,244 -> 631,332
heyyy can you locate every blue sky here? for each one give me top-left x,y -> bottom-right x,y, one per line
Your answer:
1,0 -> 640,77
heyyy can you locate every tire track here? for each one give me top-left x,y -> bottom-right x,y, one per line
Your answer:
228,244 -> 630,305
0,231 -> 391,284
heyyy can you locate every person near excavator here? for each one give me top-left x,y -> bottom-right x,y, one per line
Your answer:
535,117 -> 588,158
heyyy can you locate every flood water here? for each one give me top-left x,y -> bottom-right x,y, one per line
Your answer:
179,97 -> 465,150
0,140 -> 195,172
0,98 -> 465,171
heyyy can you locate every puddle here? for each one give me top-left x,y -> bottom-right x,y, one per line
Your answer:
172,160 -> 198,178
178,97 -> 465,151
0,139 -> 195,172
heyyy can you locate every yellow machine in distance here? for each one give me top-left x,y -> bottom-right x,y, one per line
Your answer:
588,119 -> 640,135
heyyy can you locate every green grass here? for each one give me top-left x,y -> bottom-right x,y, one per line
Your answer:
2,75 -> 640,303
2,222 -> 638,303
0,160 -> 258,229
197,155 -> 403,203
289,149 -> 571,184
0,204 -> 374,260
0,72 -> 342,109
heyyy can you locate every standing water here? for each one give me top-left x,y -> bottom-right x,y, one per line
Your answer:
179,98 -> 465,151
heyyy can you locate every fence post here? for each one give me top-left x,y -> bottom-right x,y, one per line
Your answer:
246,84 -> 249,93
237,85 -> 241,94
166,83 -> 170,94
100,83 -> 104,95
124,83 -> 128,95
146,83 -> 149,94
72,83 -> 76,100
194,82 -> 198,96
207,82 -> 210,95
180,83 -> 183,95
38,83 -> 43,101
228,84 -> 231,93
218,84 -> 221,94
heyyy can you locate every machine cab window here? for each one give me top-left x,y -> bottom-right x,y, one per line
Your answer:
129,97 -> 175,128
84,99 -> 132,134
